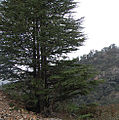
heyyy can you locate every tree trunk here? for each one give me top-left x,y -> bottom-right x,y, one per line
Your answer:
33,19 -> 37,78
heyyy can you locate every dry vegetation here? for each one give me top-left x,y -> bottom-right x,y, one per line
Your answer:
81,104 -> 119,120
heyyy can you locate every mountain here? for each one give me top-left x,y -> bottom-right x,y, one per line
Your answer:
77,44 -> 119,105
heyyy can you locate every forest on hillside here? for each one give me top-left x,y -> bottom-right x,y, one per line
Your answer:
76,44 -> 119,105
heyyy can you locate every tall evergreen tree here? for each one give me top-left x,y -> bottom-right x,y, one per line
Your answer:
0,0 -> 99,113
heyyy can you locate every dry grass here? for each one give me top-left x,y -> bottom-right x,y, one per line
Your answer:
90,104 -> 119,120
52,104 -> 119,120
63,104 -> 119,120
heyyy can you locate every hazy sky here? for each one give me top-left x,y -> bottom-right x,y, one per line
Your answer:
69,0 -> 119,58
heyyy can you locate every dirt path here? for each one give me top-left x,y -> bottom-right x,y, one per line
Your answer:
0,90 -> 62,120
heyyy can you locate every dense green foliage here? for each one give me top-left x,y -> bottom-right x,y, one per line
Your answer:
0,0 -> 99,114
78,44 -> 119,105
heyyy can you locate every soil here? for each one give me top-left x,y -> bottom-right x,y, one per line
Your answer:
0,90 -> 62,120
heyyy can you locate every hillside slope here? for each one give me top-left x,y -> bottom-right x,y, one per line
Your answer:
0,90 -> 62,120
78,44 -> 119,105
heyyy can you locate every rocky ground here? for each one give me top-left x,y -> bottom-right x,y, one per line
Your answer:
0,90 -> 62,120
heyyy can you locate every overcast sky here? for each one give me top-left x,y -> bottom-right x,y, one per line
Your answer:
69,0 -> 119,58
